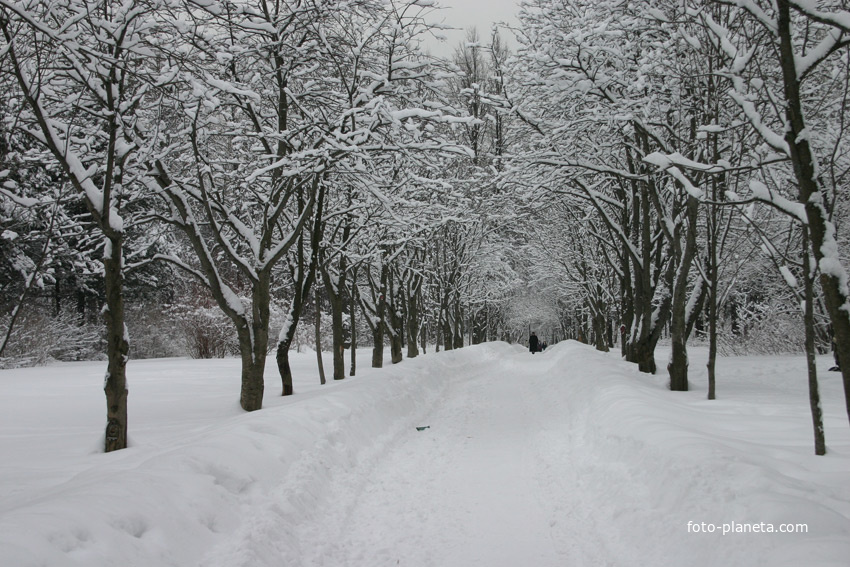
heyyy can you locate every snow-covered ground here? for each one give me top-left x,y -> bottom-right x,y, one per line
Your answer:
1,341 -> 848,566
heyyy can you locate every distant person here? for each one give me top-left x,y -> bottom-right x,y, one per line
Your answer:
529,331 -> 539,354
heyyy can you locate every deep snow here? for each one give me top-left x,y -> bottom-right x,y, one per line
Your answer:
0,341 -> 848,566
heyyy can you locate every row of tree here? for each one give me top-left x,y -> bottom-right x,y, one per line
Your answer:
0,0 -> 526,452
502,0 -> 850,455
5,0 -> 850,458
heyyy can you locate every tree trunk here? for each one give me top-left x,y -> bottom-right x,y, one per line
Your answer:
239,348 -> 266,412
668,196 -> 700,392
349,278 -> 357,376
627,272 -> 673,375
668,337 -> 689,391
276,339 -> 295,396
803,231 -> 826,455
628,310 -> 666,375
630,340 -> 656,374
387,269 -> 403,364
103,234 -> 129,452
707,255 -> 718,400
315,288 -> 326,385
471,309 -> 486,345
593,311 -> 608,352
441,305 -> 453,351
618,137 -> 673,375
707,193 -> 719,401
777,0 -> 850,427
318,222 -> 350,381
589,291 -> 608,352
371,323 -> 384,368
368,263 -> 389,367
705,43 -> 721,401
276,179 -> 323,396
326,280 -> 346,380
236,276 -> 272,411
277,292 -> 309,396
390,315 -> 403,364
388,297 -> 403,364
620,247 -> 634,358
406,275 -> 421,358
453,303 -> 464,349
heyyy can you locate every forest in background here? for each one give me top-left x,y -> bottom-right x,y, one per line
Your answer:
2,0 -> 850,453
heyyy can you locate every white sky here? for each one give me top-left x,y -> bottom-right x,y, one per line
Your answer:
422,0 -> 522,57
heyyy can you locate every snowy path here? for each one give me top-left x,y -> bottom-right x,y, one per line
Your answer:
289,343 -> 850,567
295,348 -> 614,567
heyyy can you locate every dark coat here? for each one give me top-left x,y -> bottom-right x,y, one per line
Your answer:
529,334 -> 539,353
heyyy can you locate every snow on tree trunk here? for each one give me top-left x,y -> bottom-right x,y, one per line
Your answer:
103,234 -> 129,452
387,269 -> 403,364
668,196 -> 700,392
239,353 -> 266,413
453,301 -> 465,349
370,265 -> 389,368
277,268 -> 315,397
592,310 -> 609,353
776,0 -> 850,427
372,325 -> 385,369
318,231 -> 348,381
327,287 -> 345,381
276,341 -> 295,397
803,231 -> 826,455
315,288 -> 326,386
406,275 -> 421,359
349,278 -> 357,377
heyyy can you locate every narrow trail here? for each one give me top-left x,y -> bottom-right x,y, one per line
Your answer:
298,345 -> 608,567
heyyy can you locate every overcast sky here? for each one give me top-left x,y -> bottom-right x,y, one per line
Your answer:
422,0 -> 522,57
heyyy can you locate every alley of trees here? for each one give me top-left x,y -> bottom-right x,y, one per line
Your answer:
3,0 -> 850,455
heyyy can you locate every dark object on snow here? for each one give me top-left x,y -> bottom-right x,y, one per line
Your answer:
416,426 -> 430,431
829,365 -> 841,372
529,331 -> 539,354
